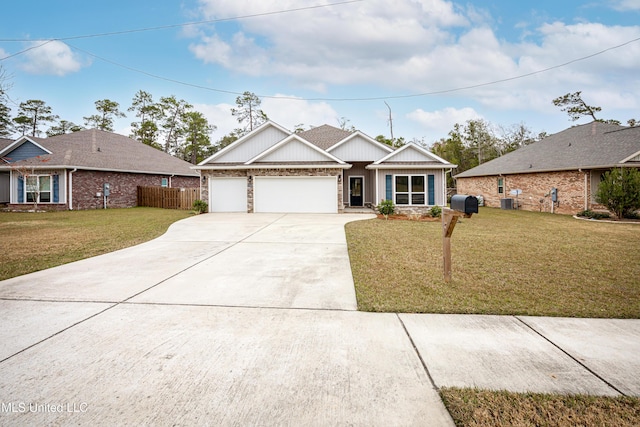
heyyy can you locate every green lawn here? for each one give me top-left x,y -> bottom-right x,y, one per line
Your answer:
2,207 -> 638,424
0,208 -> 192,281
346,207 -> 640,318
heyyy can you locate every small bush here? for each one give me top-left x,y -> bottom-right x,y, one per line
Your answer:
377,199 -> 395,220
192,199 -> 208,214
595,167 -> 640,219
577,209 -> 610,220
429,205 -> 442,218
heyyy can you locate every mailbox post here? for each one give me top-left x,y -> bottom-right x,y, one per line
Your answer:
442,195 -> 478,282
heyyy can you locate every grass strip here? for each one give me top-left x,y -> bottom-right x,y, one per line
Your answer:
440,387 -> 640,427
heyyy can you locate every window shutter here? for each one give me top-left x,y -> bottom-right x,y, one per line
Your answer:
18,176 -> 24,203
428,175 -> 435,205
53,175 -> 59,203
385,175 -> 392,200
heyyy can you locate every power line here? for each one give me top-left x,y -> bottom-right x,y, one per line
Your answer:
0,40 -> 54,61
65,35 -> 640,102
0,0 -> 363,42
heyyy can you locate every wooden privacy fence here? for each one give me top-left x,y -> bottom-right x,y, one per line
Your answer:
137,186 -> 200,210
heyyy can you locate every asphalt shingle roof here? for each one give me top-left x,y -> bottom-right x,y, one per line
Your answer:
454,122 -> 640,178
297,125 -> 354,150
1,129 -> 197,176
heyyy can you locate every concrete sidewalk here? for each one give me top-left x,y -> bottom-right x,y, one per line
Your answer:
0,213 -> 638,426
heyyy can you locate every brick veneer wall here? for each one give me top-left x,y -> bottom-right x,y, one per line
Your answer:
201,168 -> 344,213
71,170 -> 198,210
456,170 -> 591,215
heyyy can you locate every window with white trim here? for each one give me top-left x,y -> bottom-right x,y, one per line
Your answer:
25,175 -> 52,203
395,175 -> 426,205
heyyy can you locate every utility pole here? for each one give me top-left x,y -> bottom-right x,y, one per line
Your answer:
384,101 -> 394,142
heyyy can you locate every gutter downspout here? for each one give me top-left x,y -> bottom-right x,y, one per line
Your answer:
68,168 -> 77,210
584,170 -> 589,211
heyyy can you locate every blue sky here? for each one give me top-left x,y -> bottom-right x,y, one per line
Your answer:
1,0 -> 639,146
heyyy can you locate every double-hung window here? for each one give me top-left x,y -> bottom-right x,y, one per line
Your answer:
25,175 -> 52,203
395,175 -> 427,205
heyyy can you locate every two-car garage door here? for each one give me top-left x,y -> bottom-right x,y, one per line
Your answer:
209,176 -> 338,213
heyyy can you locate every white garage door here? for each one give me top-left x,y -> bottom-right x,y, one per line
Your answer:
209,177 -> 247,212
254,176 -> 337,213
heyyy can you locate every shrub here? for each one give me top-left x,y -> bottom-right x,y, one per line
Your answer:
192,199 -> 208,214
430,205 -> 442,218
577,209 -> 610,220
377,199 -> 395,220
595,168 -> 640,219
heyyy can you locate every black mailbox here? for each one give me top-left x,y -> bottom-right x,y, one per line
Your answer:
450,194 -> 478,214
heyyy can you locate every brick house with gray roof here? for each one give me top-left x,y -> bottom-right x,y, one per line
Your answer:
196,121 -> 455,213
0,129 -> 199,210
454,122 -> 640,215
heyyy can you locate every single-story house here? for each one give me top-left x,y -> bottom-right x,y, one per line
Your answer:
0,129 -> 199,210
195,121 -> 455,213
454,122 -> 640,215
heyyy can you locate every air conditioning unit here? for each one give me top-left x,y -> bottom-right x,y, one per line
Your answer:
501,198 -> 514,210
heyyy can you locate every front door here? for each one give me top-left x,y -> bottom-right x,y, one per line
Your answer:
349,177 -> 363,207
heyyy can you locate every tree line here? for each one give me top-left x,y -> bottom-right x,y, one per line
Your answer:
0,71 -> 267,165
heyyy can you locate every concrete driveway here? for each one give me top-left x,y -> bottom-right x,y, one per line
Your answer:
1,213 -> 638,426
0,213 -> 455,426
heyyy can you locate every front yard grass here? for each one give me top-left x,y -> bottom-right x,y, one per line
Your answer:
346,207 -> 640,318
440,388 -> 640,427
0,208 -> 192,281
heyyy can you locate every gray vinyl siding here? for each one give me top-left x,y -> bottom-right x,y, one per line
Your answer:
258,140 -> 332,162
329,135 -> 392,162
375,168 -> 446,206
211,126 -> 288,163
387,146 -> 439,162
343,163 -> 376,205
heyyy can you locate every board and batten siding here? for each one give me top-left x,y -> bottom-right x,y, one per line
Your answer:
210,126 -> 288,163
328,135 -> 391,162
375,168 -> 446,206
257,140 -> 331,162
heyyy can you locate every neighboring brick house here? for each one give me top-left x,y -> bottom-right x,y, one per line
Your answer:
454,122 -> 640,215
0,129 -> 199,210
195,121 -> 455,213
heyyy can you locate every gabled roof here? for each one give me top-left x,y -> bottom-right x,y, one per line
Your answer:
0,136 -> 52,160
0,129 -> 198,176
454,122 -> 640,178
0,138 -> 13,152
199,120 -> 290,165
326,131 -> 394,160
368,142 -> 455,169
246,134 -> 346,165
297,125 -> 354,150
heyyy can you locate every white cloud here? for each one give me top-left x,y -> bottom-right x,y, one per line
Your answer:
19,41 -> 86,76
407,106 -> 482,135
261,95 -> 339,130
192,102 -> 238,138
189,0 -> 640,123
610,0 -> 640,11
192,96 -> 339,138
